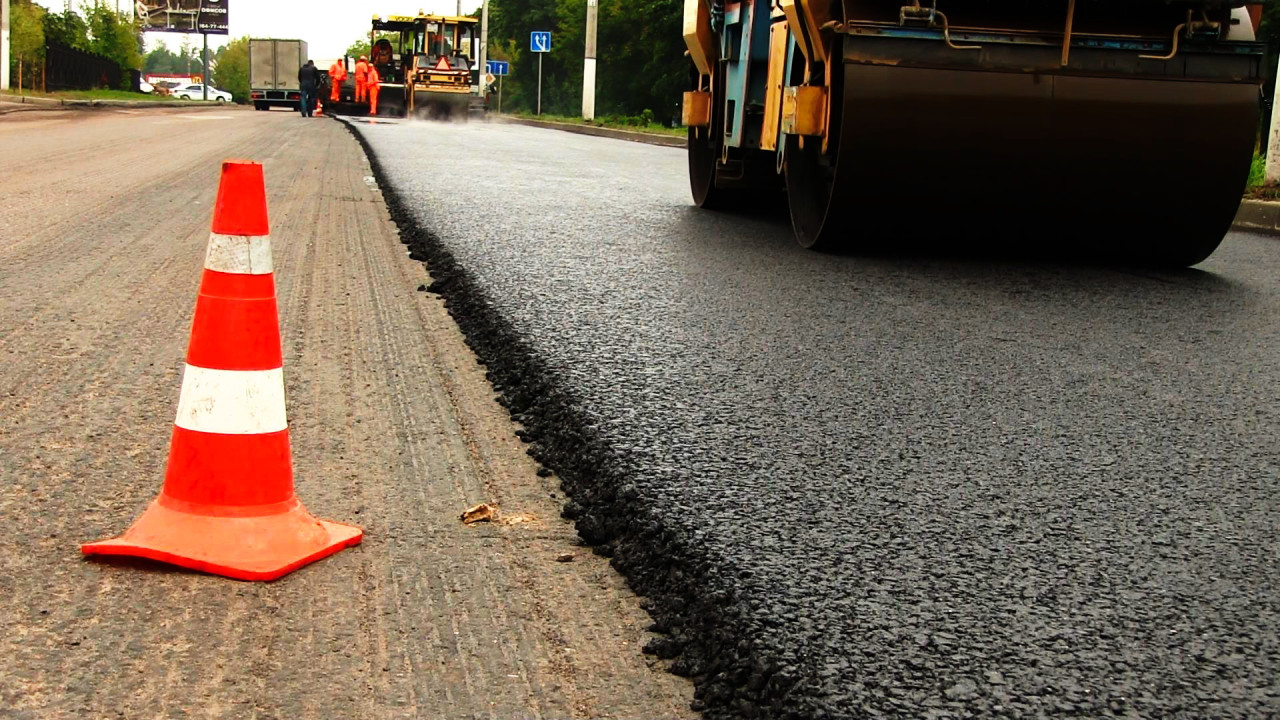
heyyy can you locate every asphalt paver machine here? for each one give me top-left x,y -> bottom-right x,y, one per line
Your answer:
329,13 -> 485,120
682,1 -> 1267,265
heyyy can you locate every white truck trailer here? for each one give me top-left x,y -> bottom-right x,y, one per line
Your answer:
249,38 -> 309,111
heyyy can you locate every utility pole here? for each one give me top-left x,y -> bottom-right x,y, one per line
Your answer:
479,0 -> 488,100
201,32 -> 208,100
1268,70 -> 1280,185
2,0 -> 10,91
582,0 -> 597,120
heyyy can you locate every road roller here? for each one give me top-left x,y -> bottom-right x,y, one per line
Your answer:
682,1 -> 1266,265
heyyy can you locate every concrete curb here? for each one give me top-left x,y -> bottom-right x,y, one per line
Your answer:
495,115 -> 685,148
0,93 -> 62,107
0,93 -> 224,109
1233,199 -> 1280,235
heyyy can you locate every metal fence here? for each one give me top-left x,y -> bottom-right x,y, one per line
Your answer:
44,43 -> 122,92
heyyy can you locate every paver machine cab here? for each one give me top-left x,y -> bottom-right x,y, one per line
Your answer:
367,13 -> 483,120
683,1 -> 1266,266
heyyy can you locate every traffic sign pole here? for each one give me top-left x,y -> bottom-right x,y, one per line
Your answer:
485,60 -> 509,114
530,32 -> 551,117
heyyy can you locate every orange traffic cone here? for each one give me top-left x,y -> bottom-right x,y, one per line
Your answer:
82,160 -> 362,581
315,96 -> 323,116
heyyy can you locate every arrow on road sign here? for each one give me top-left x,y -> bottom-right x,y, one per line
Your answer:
530,31 -> 552,53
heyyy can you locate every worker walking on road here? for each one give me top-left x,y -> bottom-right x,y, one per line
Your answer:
367,64 -> 381,116
354,55 -> 370,104
298,59 -> 319,117
328,59 -> 347,102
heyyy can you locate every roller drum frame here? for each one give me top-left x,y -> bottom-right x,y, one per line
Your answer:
693,5 -> 1265,266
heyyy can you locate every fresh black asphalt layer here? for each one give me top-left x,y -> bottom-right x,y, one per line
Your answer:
344,117 -> 1280,719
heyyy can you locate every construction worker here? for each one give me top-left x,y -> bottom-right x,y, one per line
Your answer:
367,63 -> 381,116
354,55 -> 370,104
328,58 -> 346,102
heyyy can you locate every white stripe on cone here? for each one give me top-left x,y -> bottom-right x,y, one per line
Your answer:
205,233 -> 273,275
174,365 -> 288,434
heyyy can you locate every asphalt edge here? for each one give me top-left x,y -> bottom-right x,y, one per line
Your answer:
493,115 -> 686,148
1233,199 -> 1280,235
334,115 -> 816,720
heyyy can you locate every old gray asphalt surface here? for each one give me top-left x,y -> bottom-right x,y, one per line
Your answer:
0,109 -> 694,718
350,117 -> 1279,718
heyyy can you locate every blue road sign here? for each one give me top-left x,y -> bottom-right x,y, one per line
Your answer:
530,31 -> 552,53
487,60 -> 510,76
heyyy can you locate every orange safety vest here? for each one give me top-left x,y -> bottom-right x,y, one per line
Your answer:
330,61 -> 347,82
367,67 -> 381,86
354,61 -> 369,83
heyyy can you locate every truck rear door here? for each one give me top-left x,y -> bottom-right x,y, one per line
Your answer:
250,39 -> 275,89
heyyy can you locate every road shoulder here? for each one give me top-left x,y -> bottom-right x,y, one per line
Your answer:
0,108 -> 694,718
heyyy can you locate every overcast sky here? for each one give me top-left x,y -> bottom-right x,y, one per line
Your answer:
32,1 -> 475,60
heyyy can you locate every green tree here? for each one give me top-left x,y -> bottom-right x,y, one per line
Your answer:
144,46 -> 184,74
489,0 -> 564,112
597,0 -> 684,120
9,0 -> 46,92
84,4 -> 142,84
487,0 -> 684,118
212,37 -> 250,103
42,9 -> 90,51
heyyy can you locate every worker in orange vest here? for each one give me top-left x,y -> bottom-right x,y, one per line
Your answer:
328,59 -> 347,102
354,55 -> 370,103
367,64 -> 381,116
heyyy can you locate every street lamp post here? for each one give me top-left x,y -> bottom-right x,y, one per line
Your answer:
479,0 -> 488,102
1268,71 -> 1280,186
582,0 -> 597,120
2,0 -> 10,91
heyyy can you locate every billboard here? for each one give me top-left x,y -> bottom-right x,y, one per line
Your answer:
136,0 -> 229,35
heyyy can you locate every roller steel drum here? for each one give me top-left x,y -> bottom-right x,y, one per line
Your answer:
786,44 -> 1261,265
413,90 -> 471,120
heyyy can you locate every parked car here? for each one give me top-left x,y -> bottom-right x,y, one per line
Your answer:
171,84 -> 232,102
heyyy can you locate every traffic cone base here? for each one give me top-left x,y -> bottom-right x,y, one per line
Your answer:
82,496 -> 361,581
